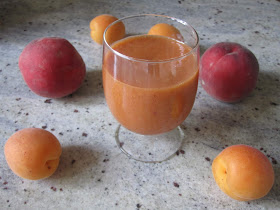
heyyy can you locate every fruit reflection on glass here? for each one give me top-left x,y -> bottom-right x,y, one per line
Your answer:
102,14 -> 199,162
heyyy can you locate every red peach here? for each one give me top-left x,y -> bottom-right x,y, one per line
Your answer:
19,37 -> 86,98
200,42 -> 259,103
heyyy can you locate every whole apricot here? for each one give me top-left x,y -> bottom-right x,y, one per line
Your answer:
4,128 -> 62,180
212,144 -> 274,201
200,42 -> 259,103
19,37 -> 86,98
148,23 -> 184,42
90,14 -> 125,45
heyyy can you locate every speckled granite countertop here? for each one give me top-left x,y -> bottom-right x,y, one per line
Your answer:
0,0 -> 279,209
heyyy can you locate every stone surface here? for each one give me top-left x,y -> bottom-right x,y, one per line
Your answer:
0,0 -> 279,209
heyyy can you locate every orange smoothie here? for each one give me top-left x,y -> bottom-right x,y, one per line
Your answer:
103,35 -> 198,135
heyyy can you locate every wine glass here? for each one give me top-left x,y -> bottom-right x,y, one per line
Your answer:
102,14 -> 199,163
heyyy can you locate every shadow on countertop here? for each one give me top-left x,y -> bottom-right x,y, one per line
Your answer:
268,166 -> 280,200
181,68 -> 279,136
74,68 -> 104,98
49,144 -> 101,182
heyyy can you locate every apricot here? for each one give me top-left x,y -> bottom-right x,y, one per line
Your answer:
212,144 -> 274,201
90,14 -> 125,45
148,23 -> 184,42
19,37 -> 86,98
4,128 -> 62,180
200,42 -> 259,103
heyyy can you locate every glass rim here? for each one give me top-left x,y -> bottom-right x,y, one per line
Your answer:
103,14 -> 199,64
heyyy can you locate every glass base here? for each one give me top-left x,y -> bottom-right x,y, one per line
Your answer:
115,125 -> 184,163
